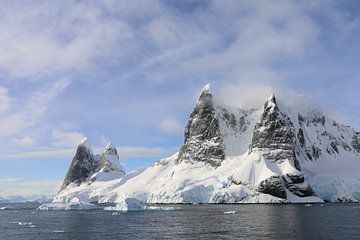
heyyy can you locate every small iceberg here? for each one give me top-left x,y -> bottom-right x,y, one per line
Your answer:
104,198 -> 182,212
38,197 -> 100,211
12,222 -> 36,228
0,206 -> 10,210
146,206 -> 181,211
38,202 -> 100,211
104,198 -> 146,212
224,211 -> 236,215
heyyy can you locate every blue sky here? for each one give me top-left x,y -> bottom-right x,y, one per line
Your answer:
0,0 -> 360,197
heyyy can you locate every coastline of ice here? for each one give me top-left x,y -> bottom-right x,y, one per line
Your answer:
38,202 -> 100,211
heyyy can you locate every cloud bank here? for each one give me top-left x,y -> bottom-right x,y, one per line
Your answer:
0,0 -> 360,197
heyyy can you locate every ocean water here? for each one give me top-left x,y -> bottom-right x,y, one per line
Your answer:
1,203 -> 360,240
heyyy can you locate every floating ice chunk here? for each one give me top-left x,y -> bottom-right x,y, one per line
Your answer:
12,222 -> 35,227
224,211 -> 236,214
104,198 -> 146,212
17,222 -> 32,226
0,206 -> 10,210
38,202 -> 100,211
146,206 -> 181,211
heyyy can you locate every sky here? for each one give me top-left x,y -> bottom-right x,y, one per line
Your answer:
0,0 -> 360,197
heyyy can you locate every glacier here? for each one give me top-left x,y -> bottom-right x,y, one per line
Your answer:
52,84 -> 360,205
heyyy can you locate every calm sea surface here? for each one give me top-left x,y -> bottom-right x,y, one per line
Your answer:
1,202 -> 360,240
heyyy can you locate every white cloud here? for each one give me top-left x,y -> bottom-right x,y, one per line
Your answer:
159,119 -> 183,134
11,136 -> 34,147
116,146 -> 177,159
217,83 -> 277,109
52,130 -> 86,148
0,178 -> 61,197
99,135 -> 111,146
0,2 -> 132,78
0,146 -> 177,161
0,86 -> 11,114
0,78 -> 71,137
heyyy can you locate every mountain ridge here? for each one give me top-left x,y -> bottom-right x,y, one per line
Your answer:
53,84 -> 360,204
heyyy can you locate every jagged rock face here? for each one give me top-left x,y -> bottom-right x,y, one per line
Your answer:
90,143 -> 125,182
60,140 -> 96,191
352,134 -> 360,153
176,85 -> 225,167
251,94 -> 298,167
257,176 -> 287,199
98,143 -> 125,174
297,110 -> 359,161
250,95 -> 315,198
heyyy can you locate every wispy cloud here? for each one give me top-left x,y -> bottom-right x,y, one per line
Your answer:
52,130 -> 86,148
0,78 -> 71,137
0,178 -> 61,197
11,136 -> 34,147
0,1 -> 132,78
1,0 -> 360,196
0,146 -> 177,161
159,119 -> 183,134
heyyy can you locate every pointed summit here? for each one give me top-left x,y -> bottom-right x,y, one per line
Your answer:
90,142 -> 125,182
98,142 -> 124,174
176,84 -> 225,167
80,137 -> 88,144
105,142 -> 116,150
200,83 -> 211,95
268,93 -> 276,104
264,93 -> 278,111
59,138 -> 97,192
196,84 -> 213,109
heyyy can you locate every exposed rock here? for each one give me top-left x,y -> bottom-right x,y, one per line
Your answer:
282,175 -> 314,197
257,176 -> 287,199
298,128 -> 305,147
335,197 -> 359,203
176,84 -> 225,167
59,138 -> 97,191
250,94 -> 315,198
98,142 -> 124,174
90,142 -> 125,182
351,134 -> 360,153
250,94 -> 297,165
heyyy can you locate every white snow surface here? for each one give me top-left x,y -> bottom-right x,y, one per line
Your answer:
53,89 -> 360,204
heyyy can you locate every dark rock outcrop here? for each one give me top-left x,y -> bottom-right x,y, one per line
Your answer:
250,94 -> 298,167
59,138 -> 97,191
176,84 -> 225,167
257,176 -> 287,199
90,142 -> 125,182
97,142 -> 124,173
250,94 -> 315,198
351,134 -> 360,153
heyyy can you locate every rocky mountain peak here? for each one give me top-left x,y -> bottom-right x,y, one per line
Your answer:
264,93 -> 277,111
105,142 -> 116,151
195,83 -> 213,108
79,137 -> 91,148
97,142 -> 124,174
59,138 -> 97,192
176,84 -> 225,167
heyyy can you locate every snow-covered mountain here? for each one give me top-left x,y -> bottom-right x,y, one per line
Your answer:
53,84 -> 360,204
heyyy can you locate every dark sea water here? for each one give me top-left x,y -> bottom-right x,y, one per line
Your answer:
1,202 -> 360,240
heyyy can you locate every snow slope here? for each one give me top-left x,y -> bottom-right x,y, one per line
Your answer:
53,85 -> 360,204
